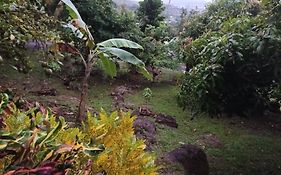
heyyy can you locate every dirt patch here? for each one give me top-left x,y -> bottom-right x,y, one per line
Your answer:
226,112 -> 281,136
134,116 -> 157,150
196,133 -> 222,148
131,106 -> 155,117
155,113 -> 178,128
30,87 -> 57,96
111,85 -> 134,110
132,107 -> 178,128
167,144 -> 209,175
110,87 -> 160,149
131,106 -> 178,150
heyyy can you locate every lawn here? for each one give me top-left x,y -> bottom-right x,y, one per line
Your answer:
126,82 -> 281,175
1,66 -> 281,175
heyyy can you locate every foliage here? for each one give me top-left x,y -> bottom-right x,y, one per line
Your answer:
83,111 -> 157,174
179,10 -> 206,39
0,93 -> 9,114
178,0 -> 281,117
61,0 -> 151,78
117,10 -> 145,42
72,0 -> 129,42
0,96 -> 158,174
58,0 -> 151,121
178,63 -> 223,115
137,0 -> 165,31
0,0 -> 60,73
152,37 -> 182,69
121,23 -> 180,69
115,4 -> 181,70
0,104 -> 104,174
143,88 -> 153,103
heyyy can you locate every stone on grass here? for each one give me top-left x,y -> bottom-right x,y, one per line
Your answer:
155,113 -> 178,128
133,116 -> 156,150
167,144 -> 209,175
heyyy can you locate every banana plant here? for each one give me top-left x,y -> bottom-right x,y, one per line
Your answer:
59,0 -> 152,122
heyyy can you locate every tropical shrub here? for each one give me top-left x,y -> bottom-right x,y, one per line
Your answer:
0,95 -> 158,175
143,87 -> 153,104
137,0 -> 165,31
72,0 -> 132,42
152,37 -> 182,69
130,25 -> 180,69
178,0 -> 281,117
83,111 -> 157,174
55,0 -> 151,122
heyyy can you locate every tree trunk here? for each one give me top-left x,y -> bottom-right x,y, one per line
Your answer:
77,63 -> 92,122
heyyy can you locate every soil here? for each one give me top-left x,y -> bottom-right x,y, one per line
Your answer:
196,133 -> 223,148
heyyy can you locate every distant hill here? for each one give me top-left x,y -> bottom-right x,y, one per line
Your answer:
113,0 -> 184,25
163,3 -> 183,25
124,0 -> 209,10
113,0 -> 138,11
161,0 -> 208,9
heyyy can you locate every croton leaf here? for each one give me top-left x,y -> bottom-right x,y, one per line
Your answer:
38,117 -> 65,147
0,140 -> 8,150
83,144 -> 105,156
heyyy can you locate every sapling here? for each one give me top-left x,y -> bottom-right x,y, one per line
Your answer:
143,87 -> 152,104
59,0 -> 152,122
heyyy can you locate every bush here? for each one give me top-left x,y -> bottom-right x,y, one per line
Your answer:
0,97 -> 157,174
178,63 -> 223,115
0,0 -> 60,73
118,15 -> 181,69
178,0 -> 281,117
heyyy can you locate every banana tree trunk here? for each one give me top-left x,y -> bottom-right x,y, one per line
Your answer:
77,63 -> 92,122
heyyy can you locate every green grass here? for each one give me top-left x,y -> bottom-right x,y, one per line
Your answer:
1,64 -> 281,174
88,81 -> 113,112
126,83 -> 281,175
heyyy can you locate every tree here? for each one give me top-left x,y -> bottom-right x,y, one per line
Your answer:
178,0 -> 281,117
0,0 -> 60,72
60,0 -> 151,122
72,0 -> 127,42
45,0 -> 129,42
137,0 -> 165,31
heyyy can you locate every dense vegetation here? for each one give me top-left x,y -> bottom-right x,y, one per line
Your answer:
1,0 -> 281,174
178,0 -> 281,117
0,0 -> 61,72
0,94 -> 157,174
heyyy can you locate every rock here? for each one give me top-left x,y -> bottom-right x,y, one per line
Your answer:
132,106 -> 155,117
155,113 -> 178,128
112,85 -> 130,96
133,116 -> 157,150
167,144 -> 209,175
111,85 -> 132,109
32,88 -> 57,96
147,66 -> 161,82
